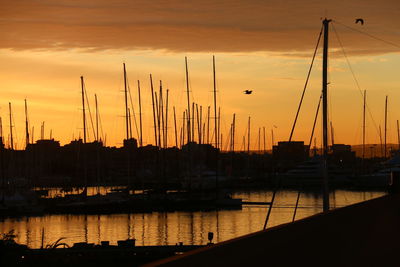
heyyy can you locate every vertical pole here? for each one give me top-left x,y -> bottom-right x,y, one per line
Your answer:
173,107 -> 178,148
192,102 -> 195,143
8,103 -> 13,150
123,63 -> 129,141
330,122 -> 334,147
258,127 -> 261,153
247,116 -> 251,154
232,114 -> 236,152
95,94 -> 99,142
363,90 -> 366,160
397,120 -> 400,151
159,81 -> 164,148
207,106 -> 210,145
25,99 -> 29,148
185,57 -> 191,144
322,18 -> 331,212
155,91 -> 160,148
165,89 -> 169,148
379,125 -> 383,157
196,104 -> 200,144
150,74 -> 157,146
263,126 -> 266,154
384,95 -> 388,159
0,117 -> 3,144
81,76 -> 86,144
199,106 -> 203,145
137,80 -> 143,147
213,55 -> 219,193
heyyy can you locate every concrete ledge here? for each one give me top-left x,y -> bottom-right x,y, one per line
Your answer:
146,193 -> 400,267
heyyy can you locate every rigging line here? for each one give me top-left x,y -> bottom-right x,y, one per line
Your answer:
333,20 -> 400,49
309,94 -> 322,147
126,78 -> 140,140
288,25 -> 323,142
332,23 -> 381,137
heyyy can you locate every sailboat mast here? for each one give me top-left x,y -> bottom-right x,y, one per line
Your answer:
173,107 -> 178,148
185,57 -> 191,144
0,117 -> 3,144
95,94 -> 99,142
165,89 -> 169,148
137,80 -> 143,147
150,74 -> 157,146
123,64 -> 129,141
80,76 -> 87,144
232,114 -> 236,152
8,102 -> 13,150
397,120 -> 400,151
247,116 -> 251,154
322,18 -> 331,212
363,90 -> 366,160
25,99 -> 29,148
384,95 -> 388,158
263,126 -> 266,154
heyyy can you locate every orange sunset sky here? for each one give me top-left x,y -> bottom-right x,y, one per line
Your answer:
1,0 -> 399,150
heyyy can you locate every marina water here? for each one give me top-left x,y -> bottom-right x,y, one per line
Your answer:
0,189 -> 384,248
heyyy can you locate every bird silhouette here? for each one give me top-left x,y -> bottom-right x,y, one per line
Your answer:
355,18 -> 364,25
243,90 -> 253,95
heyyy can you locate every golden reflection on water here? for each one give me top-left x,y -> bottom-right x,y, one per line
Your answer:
0,190 -> 385,248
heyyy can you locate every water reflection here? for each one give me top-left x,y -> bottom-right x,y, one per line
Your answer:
0,190 -> 385,248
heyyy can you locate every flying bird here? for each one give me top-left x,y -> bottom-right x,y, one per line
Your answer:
243,90 -> 253,95
355,18 -> 364,25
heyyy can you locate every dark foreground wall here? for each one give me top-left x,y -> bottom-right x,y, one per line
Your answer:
146,193 -> 400,267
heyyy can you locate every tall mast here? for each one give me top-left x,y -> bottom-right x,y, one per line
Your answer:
258,127 -> 261,153
0,117 -> 3,144
159,81 -> 164,148
8,102 -> 13,150
196,104 -> 200,144
384,95 -> 388,159
154,92 -> 160,147
185,57 -> 191,144
192,102 -> 195,143
95,94 -> 99,142
207,106 -> 210,145
173,107 -> 178,148
213,56 -> 218,150
363,90 -> 366,160
397,120 -> 400,151
247,116 -> 251,154
232,114 -> 236,152
263,126 -> 266,154
213,55 -> 219,192
137,80 -> 143,147
123,63 -> 129,141
80,76 -> 87,144
379,125 -> 383,157
322,18 -> 331,212
149,74 -> 157,146
25,99 -> 29,148
165,89 -> 169,148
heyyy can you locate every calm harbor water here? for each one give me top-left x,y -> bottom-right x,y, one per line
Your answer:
0,190 -> 385,248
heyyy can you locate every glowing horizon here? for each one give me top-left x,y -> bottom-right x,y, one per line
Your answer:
1,1 -> 399,150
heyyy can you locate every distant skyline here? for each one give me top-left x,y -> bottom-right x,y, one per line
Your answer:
1,0 -> 399,149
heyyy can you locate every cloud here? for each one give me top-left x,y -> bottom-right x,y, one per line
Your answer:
1,0 -> 399,55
